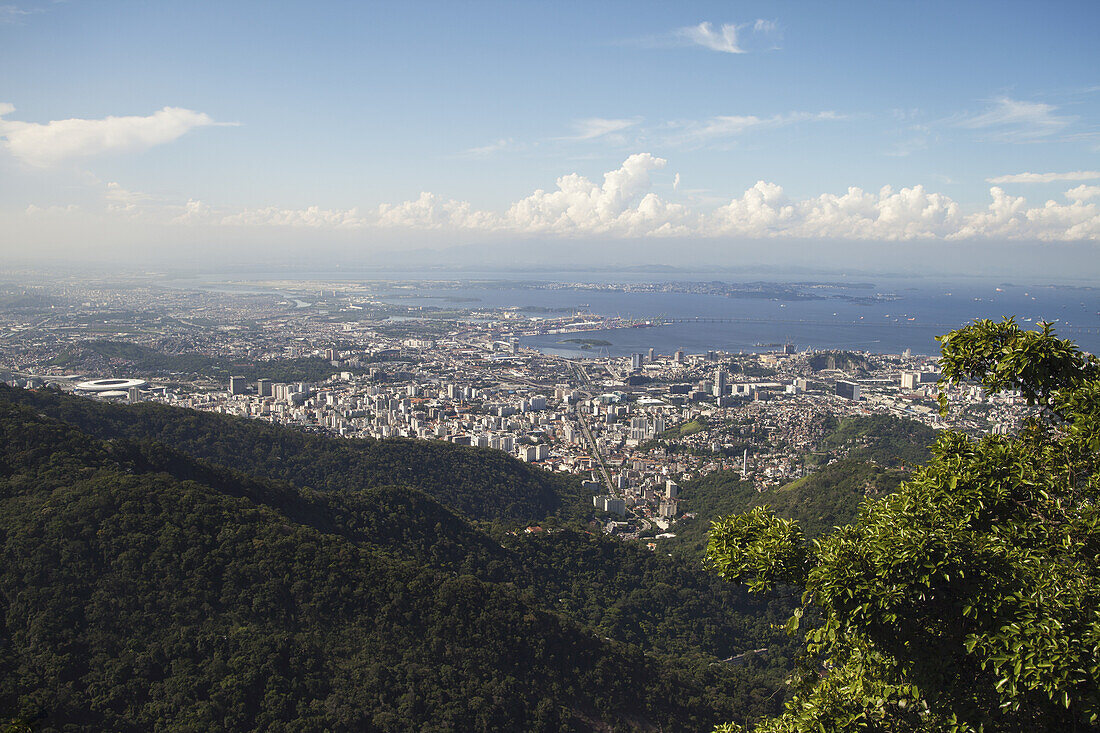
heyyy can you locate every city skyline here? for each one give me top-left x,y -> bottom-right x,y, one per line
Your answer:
1,1 -> 1099,268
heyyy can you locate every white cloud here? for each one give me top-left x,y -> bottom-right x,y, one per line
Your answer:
194,204 -> 364,228
0,5 -> 37,24
950,187 -> 1100,241
1066,184 -> 1100,201
668,111 -> 842,146
562,117 -> 641,141
104,182 -> 156,213
375,154 -> 692,236
676,20 -> 779,54
377,157 -> 1097,241
25,203 -> 80,216
49,155 -> 1100,242
155,192 -> 365,229
0,104 -> 234,166
706,182 -> 962,240
169,199 -> 214,226
502,153 -> 693,236
377,192 -> 498,230
457,138 -> 517,158
220,205 -> 366,228
986,170 -> 1100,184
956,97 -> 1075,142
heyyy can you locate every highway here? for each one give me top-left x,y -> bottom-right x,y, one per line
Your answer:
566,360 -> 616,495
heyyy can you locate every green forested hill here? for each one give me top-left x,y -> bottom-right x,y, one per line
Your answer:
1,385 -> 586,524
670,415 -> 936,559
0,389 -> 791,731
817,413 -> 936,466
46,339 -> 357,383
506,529 -> 795,663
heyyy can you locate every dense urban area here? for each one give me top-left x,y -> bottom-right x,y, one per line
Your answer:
1,275 -> 1035,542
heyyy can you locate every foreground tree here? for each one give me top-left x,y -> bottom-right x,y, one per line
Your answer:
707,319 -> 1100,732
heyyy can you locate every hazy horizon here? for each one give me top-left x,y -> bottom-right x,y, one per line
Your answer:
2,0 -> 1099,279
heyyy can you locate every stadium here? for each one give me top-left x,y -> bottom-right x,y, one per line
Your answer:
73,378 -> 147,398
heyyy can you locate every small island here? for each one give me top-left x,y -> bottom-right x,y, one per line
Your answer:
559,337 -> 612,348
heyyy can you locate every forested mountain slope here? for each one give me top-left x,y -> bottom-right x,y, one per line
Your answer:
671,415 -> 937,558
1,385 -> 585,524
0,389 -> 791,731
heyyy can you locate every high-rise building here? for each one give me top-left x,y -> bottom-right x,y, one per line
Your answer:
836,381 -> 861,401
229,376 -> 247,395
713,368 -> 728,397
674,350 -> 685,364
648,347 -> 656,362
593,495 -> 627,516
631,353 -> 643,370
256,378 -> 273,397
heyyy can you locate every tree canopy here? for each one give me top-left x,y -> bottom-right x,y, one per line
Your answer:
706,318 -> 1100,732
0,385 -> 793,731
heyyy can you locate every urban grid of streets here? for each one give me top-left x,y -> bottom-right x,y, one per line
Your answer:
1,276 -> 1035,540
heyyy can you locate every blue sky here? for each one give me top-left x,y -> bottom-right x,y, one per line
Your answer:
1,0 -> 1099,262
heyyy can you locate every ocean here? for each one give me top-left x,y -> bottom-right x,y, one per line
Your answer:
374,280 -> 1100,357
166,270 -> 1100,358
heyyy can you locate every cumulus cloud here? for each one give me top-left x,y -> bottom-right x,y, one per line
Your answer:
503,153 -> 693,236
0,104 -> 234,166
707,182 -> 962,240
376,154 -> 692,236
156,193 -> 365,229
25,203 -> 80,216
377,192 -> 499,230
1066,184 -> 1100,200
204,204 -> 364,228
676,20 -> 779,54
169,199 -> 214,226
950,187 -> 1100,241
220,206 -> 366,228
370,156 -> 1097,241
104,182 -> 156,214
71,154 -> 1100,242
956,97 -> 1075,142
986,170 -> 1100,184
